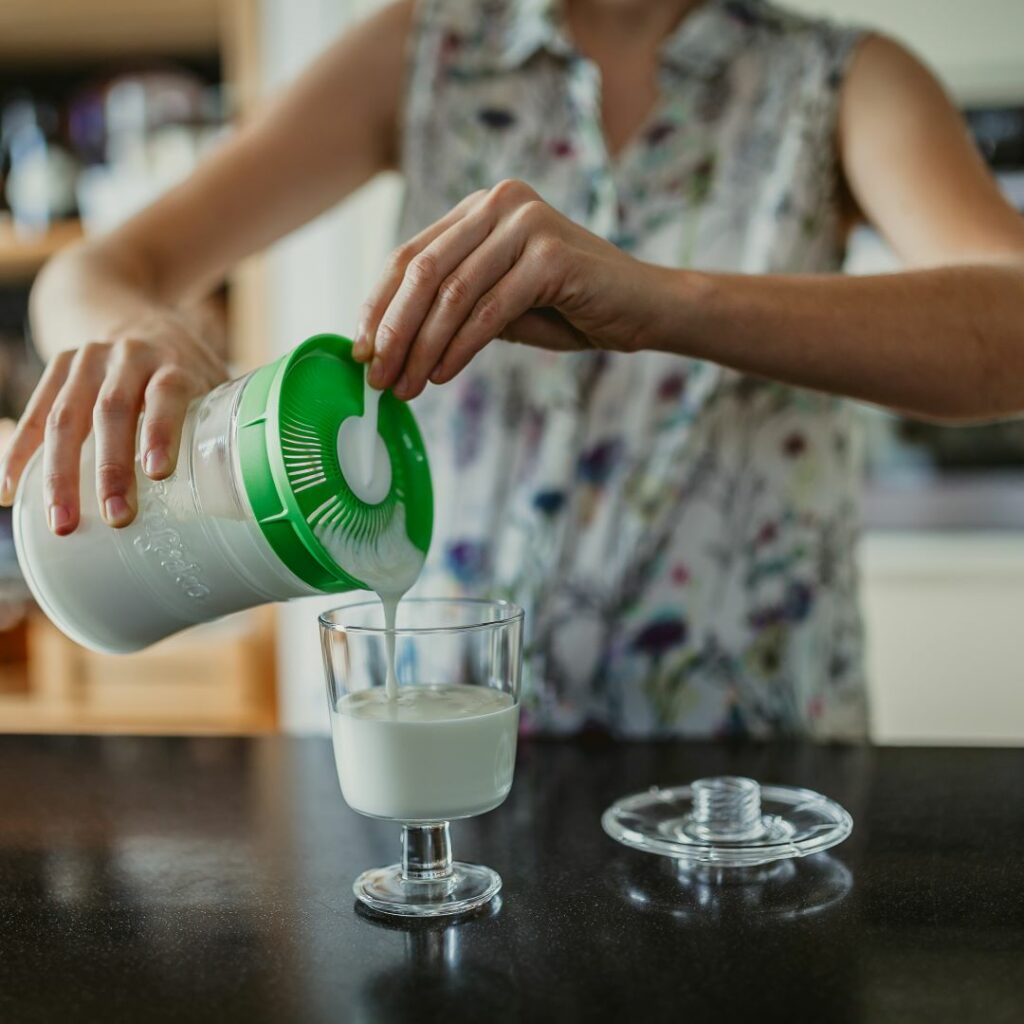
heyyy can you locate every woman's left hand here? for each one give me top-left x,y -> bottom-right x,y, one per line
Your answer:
353,179 -> 661,399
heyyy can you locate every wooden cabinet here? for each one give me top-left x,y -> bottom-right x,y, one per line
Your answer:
0,611 -> 276,734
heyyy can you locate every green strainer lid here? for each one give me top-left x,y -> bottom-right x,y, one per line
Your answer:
236,333 -> 432,593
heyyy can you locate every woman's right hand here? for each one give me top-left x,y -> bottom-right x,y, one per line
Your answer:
0,312 -> 227,535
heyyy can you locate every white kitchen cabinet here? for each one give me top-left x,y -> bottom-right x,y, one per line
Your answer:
861,532 -> 1024,745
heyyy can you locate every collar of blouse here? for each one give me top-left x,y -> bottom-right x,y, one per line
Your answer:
483,0 -> 769,79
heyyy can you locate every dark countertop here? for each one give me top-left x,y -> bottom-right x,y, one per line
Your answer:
1,735 -> 1022,1024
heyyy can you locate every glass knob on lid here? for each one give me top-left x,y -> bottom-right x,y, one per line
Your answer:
236,333 -> 433,594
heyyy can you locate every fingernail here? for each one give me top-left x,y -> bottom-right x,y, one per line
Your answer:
144,448 -> 170,477
352,326 -> 371,361
103,496 -> 130,525
394,372 -> 410,397
0,476 -> 12,505
430,366 -> 448,385
369,356 -> 385,388
48,504 -> 71,534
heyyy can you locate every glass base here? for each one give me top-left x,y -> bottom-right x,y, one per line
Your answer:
602,776 -> 852,868
354,862 -> 501,918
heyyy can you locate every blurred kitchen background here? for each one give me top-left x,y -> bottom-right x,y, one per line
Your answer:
0,0 -> 1021,743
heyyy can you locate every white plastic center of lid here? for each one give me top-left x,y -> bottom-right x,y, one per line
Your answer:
337,415 -> 392,504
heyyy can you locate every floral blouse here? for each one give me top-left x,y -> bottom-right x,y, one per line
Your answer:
399,0 -> 870,740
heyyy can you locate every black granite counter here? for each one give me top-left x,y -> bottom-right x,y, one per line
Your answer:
0,735 -> 1021,1023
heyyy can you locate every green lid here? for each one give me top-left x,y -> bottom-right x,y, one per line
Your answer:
236,333 -> 433,593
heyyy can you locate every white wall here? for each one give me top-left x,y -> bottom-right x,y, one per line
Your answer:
782,0 -> 1024,104
261,0 -> 399,733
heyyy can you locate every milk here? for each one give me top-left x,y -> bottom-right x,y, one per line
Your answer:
13,336 -> 435,657
327,403 -> 522,824
326,378 -> 519,824
14,382 -> 317,653
332,685 -> 519,821
321,372 -> 426,697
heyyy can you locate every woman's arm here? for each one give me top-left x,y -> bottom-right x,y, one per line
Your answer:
33,1 -> 411,350
3,0 -> 412,532
359,36 -> 1024,424
646,35 -> 1024,422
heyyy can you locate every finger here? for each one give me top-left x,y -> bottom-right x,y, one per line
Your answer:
430,261 -> 540,385
140,366 -> 201,482
93,341 -> 156,527
354,189 -> 486,367
376,210 -> 502,395
0,350 -> 74,504
401,202 -> 551,396
42,343 -> 109,534
393,230 -> 519,399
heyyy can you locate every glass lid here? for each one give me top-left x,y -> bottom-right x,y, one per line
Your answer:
602,775 -> 852,868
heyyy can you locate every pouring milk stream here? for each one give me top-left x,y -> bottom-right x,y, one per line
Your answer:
330,369 -> 419,698
327,374 -> 518,821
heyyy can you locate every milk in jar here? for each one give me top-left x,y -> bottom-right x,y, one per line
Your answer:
13,333 -> 433,653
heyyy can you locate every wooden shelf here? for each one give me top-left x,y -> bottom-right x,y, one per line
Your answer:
0,0 -> 220,63
0,219 -> 83,284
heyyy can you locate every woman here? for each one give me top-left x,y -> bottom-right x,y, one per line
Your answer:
3,0 -> 1023,739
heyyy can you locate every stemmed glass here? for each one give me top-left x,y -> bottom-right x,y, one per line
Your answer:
320,597 -> 523,918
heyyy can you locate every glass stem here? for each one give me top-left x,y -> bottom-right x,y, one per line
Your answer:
401,822 -> 453,882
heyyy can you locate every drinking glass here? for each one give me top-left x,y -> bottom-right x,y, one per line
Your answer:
320,597 -> 523,918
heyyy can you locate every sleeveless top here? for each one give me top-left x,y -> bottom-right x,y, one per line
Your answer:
398,0 -> 870,740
